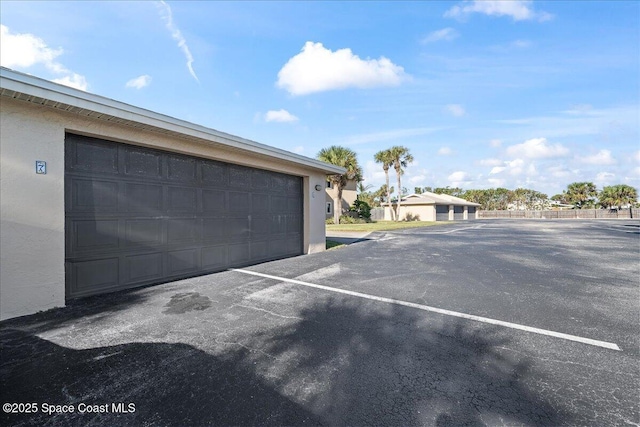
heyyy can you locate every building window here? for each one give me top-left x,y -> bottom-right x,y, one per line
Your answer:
326,181 -> 332,188
326,202 -> 332,214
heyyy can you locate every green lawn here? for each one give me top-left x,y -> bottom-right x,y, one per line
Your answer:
326,239 -> 345,250
326,221 -> 443,232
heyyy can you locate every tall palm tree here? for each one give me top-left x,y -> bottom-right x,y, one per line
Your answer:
317,146 -> 362,224
566,182 -> 597,209
374,149 -> 395,220
389,146 -> 414,221
599,184 -> 638,209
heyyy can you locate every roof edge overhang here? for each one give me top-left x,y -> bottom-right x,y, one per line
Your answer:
0,67 -> 345,176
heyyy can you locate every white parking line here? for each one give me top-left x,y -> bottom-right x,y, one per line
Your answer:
230,268 -> 621,351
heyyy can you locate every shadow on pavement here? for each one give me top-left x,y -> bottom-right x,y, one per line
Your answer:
1,294 -> 571,426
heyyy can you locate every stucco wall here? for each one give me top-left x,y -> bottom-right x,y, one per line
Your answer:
384,205 -> 436,221
0,98 -> 327,320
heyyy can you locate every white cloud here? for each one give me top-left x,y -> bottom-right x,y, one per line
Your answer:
576,149 -> 616,166
633,151 -> 640,163
126,75 -> 152,89
409,175 -> 426,184
595,172 -> 616,186
448,171 -> 471,187
264,109 -> 299,123
292,146 -> 304,154
490,166 -> 506,175
0,24 -> 88,91
437,147 -> 453,155
277,41 -> 407,96
157,1 -> 198,82
478,158 -> 503,167
490,139 -> 502,148
505,138 -> 569,159
52,74 -> 88,91
487,178 -> 506,187
511,39 -> 532,49
445,0 -> 553,22
445,104 -> 466,117
421,28 -> 459,44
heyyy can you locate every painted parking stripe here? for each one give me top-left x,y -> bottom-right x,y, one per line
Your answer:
230,268 -> 621,351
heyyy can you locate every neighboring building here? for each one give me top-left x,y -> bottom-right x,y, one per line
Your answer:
384,192 -> 480,221
325,178 -> 357,219
0,67 -> 344,321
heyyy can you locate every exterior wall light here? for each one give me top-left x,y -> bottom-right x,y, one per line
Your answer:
315,184 -> 323,191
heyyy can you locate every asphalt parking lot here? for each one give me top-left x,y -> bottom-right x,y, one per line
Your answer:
1,220 -> 638,426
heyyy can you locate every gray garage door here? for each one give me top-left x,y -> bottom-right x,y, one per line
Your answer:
468,206 -> 476,219
454,206 -> 464,220
435,205 -> 449,221
65,133 -> 303,298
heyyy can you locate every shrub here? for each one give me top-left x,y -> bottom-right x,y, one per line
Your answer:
325,218 -> 335,225
349,199 -> 372,221
404,213 -> 421,221
339,215 -> 367,224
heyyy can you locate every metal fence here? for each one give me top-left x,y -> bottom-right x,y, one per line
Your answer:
479,208 -> 639,219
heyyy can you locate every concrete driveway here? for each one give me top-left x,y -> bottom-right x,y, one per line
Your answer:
1,220 -> 638,426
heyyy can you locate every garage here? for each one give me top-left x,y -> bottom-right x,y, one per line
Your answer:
1,67 -> 345,320
454,206 -> 464,220
436,205 -> 449,221
65,133 -> 303,298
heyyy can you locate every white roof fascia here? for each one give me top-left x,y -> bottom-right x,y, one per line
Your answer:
0,67 -> 345,175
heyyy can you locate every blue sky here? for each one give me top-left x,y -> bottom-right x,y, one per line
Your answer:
1,0 -> 638,197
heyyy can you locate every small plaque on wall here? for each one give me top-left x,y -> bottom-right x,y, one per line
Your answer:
36,161 -> 46,174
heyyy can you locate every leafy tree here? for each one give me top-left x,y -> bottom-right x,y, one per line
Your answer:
318,146 -> 362,224
551,193 -> 569,204
374,149 -> 396,220
349,199 -> 372,221
373,184 -> 393,206
598,184 -> 638,209
565,182 -> 597,209
389,146 -> 414,221
433,186 -> 464,197
414,187 -> 423,194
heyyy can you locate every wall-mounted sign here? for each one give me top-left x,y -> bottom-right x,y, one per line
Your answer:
36,161 -> 46,174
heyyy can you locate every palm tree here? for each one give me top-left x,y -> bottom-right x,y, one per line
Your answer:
599,184 -> 638,209
389,146 -> 413,221
565,182 -> 598,209
374,149 -> 395,221
317,146 -> 362,224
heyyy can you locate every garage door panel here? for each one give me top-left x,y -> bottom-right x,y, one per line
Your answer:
124,148 -> 162,178
70,258 -> 120,295
168,155 -> 197,183
270,196 -> 287,213
125,253 -> 163,284
271,175 -> 286,193
65,134 -> 303,299
71,179 -> 119,211
229,166 -> 251,188
201,162 -> 227,186
124,219 -> 163,247
167,186 -> 197,212
202,217 -> 227,240
228,243 -> 250,265
228,217 -> 250,241
202,189 -> 226,212
202,245 -> 227,270
287,215 -> 302,233
228,191 -> 250,212
167,218 -> 199,243
269,239 -> 288,257
251,240 -> 269,260
124,183 -> 163,212
68,135 -> 119,175
167,248 -> 200,276
251,216 -> 270,237
251,194 -> 269,213
251,170 -> 271,191
71,219 -> 120,252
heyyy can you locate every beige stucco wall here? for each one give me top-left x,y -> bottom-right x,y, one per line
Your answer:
0,98 -> 327,320
325,179 -> 357,218
384,204 -> 436,221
